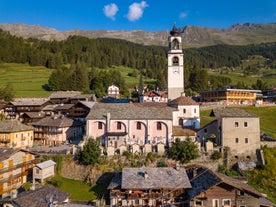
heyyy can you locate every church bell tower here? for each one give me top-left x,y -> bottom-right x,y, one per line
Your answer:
167,23 -> 184,101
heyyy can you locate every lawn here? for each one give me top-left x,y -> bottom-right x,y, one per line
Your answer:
0,63 -> 53,97
47,175 -> 98,201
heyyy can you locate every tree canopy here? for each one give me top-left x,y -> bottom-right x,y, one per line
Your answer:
76,138 -> 101,166
167,138 -> 200,164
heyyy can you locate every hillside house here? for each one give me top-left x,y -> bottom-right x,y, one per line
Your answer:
0,148 -> 38,198
108,167 -> 192,207
0,120 -> 34,149
139,90 -> 168,103
31,115 -> 83,146
4,98 -> 50,119
33,160 -> 56,184
107,84 -> 120,99
186,165 -> 275,207
197,108 -> 260,160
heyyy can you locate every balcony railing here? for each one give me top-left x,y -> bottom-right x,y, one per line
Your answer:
0,139 -> 10,144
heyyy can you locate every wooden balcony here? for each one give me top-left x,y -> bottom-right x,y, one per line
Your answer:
0,139 -> 10,144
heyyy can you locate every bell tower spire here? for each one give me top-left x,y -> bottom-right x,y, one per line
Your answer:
167,23 -> 184,101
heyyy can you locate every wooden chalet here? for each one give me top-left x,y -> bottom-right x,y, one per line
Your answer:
4,98 -> 50,119
185,165 -> 274,207
108,167 -> 192,207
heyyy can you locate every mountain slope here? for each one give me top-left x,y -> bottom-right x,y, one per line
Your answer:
0,23 -> 276,48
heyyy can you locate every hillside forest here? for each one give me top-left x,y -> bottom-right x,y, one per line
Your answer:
0,29 -> 276,98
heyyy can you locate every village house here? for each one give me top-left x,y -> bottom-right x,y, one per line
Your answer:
48,91 -> 83,104
0,148 -> 38,198
32,160 -> 56,184
107,84 -> 120,99
139,90 -> 168,103
4,98 -> 50,119
31,115 -> 83,146
197,108 -> 260,161
185,165 -> 275,207
2,186 -> 70,207
0,120 -> 34,149
108,167 -> 192,207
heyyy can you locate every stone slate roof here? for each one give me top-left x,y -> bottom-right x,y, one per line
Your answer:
121,167 -> 192,189
211,108 -> 258,118
31,116 -> 83,127
186,167 -> 263,199
0,120 -> 34,132
49,91 -> 82,99
168,96 -> 198,106
86,103 -> 176,120
0,147 -> 38,162
22,112 -> 45,119
36,160 -> 56,169
54,104 -> 75,110
78,101 -> 96,109
13,186 -> 70,207
10,98 -> 49,106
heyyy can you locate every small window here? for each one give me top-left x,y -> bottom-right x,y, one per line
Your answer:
245,138 -> 248,143
222,199 -> 231,206
98,122 -> 103,129
235,138 -> 239,143
137,122 -> 142,130
195,200 -> 203,206
36,169 -> 39,174
117,122 -> 122,130
194,108 -> 196,113
157,122 -> 162,130
244,122 -> 248,127
235,122 -> 239,127
183,108 -> 186,114
204,128 -> 207,133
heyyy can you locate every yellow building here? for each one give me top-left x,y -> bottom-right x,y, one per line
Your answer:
200,89 -> 262,104
0,148 -> 38,198
0,120 -> 34,149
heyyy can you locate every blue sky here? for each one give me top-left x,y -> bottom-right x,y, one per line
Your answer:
0,0 -> 275,31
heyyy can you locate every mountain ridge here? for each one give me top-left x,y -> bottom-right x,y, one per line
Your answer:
0,23 -> 276,48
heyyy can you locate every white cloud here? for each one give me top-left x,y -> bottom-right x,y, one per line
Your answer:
127,1 -> 149,21
179,12 -> 188,19
103,3 -> 119,20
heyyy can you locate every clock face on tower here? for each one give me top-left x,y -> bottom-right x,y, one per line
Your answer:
173,67 -> 179,74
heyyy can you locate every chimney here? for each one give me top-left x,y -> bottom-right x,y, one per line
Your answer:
106,113 -> 110,132
144,171 -> 149,179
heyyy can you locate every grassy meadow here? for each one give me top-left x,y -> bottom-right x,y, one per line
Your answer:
0,63 -> 53,97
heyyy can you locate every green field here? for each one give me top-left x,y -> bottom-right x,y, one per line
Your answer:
0,63 -> 53,97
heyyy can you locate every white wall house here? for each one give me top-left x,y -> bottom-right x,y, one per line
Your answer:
33,160 -> 56,184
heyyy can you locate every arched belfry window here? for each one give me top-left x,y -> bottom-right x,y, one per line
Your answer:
171,39 -> 179,49
172,56 -> 179,66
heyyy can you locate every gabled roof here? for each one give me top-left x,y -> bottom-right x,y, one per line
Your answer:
31,116 -> 83,127
35,160 -> 56,169
10,98 -> 49,106
121,167 -> 191,189
168,96 -> 198,106
49,91 -> 82,99
86,102 -> 175,120
0,147 -> 38,162
211,108 -> 258,118
0,120 -> 34,132
54,104 -> 75,110
13,186 -> 70,207
186,166 -> 263,198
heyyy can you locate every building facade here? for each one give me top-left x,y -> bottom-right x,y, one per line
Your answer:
0,148 -> 38,198
199,89 -> 262,105
0,120 -> 34,149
